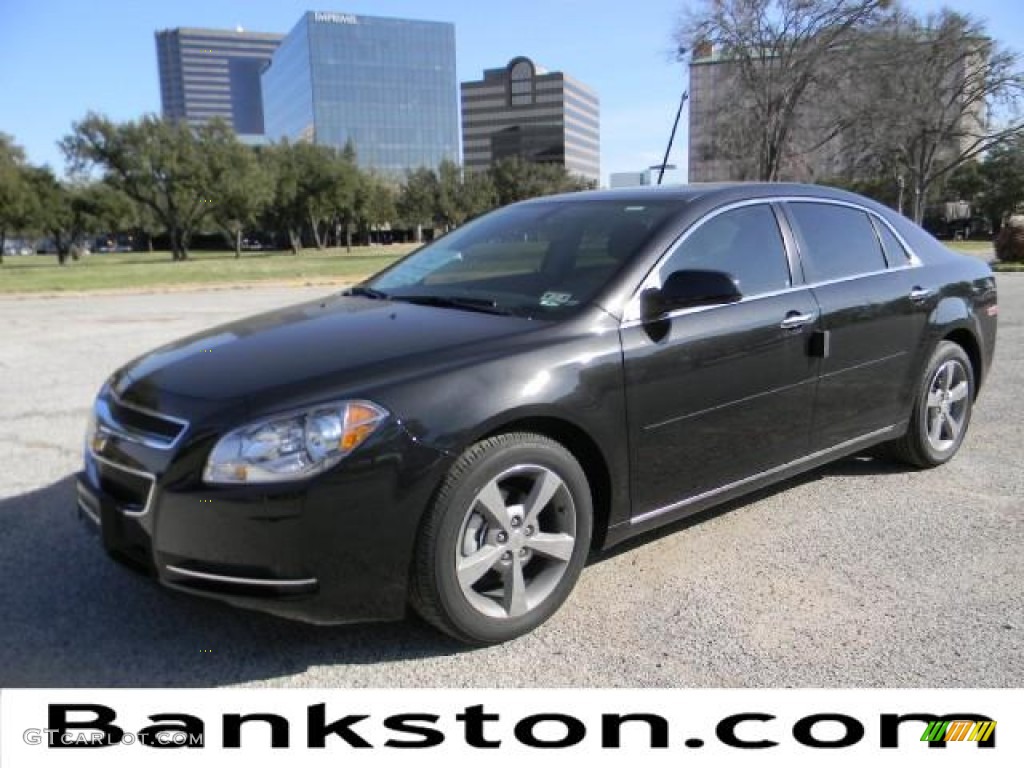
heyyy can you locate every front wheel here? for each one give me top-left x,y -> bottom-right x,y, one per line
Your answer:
410,433 -> 593,644
889,340 -> 975,468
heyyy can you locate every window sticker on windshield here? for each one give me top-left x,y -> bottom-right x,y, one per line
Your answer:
539,291 -> 574,307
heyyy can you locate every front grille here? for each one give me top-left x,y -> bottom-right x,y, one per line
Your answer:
97,462 -> 153,515
96,395 -> 188,449
108,399 -> 184,442
90,454 -> 155,520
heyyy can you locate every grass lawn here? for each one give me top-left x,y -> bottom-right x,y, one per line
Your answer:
945,240 -> 994,255
0,244 -> 416,295
942,239 -> 1024,270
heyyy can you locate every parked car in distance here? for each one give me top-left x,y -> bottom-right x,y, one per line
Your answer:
78,183 -> 997,644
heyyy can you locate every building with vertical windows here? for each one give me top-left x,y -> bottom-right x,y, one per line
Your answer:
260,11 -> 459,175
155,27 -> 283,137
461,57 -> 600,183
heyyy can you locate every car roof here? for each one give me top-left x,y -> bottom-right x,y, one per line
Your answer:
532,182 -> 879,211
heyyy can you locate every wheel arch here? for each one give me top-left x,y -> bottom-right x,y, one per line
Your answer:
478,415 -> 614,550
942,327 -> 984,396
928,293 -> 988,394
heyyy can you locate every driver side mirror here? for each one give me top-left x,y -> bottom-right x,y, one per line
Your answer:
641,269 -> 742,319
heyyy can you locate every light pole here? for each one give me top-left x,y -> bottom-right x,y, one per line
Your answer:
658,46 -> 689,186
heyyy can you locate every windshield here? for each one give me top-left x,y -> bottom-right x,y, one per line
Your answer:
365,200 -> 679,317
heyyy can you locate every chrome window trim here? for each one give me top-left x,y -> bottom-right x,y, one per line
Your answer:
165,565 -> 318,589
620,196 -> 924,326
96,391 -> 190,451
87,448 -> 157,518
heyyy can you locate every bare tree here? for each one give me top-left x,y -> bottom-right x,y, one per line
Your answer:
678,0 -> 890,181
846,9 -> 1024,223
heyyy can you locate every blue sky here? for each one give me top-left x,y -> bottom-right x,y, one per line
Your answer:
0,0 -> 1019,185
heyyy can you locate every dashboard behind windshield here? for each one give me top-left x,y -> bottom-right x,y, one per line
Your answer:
367,200 -> 679,317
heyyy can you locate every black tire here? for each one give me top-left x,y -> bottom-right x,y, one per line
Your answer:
410,432 -> 593,644
888,340 -> 975,468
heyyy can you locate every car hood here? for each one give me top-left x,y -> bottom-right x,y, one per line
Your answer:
110,295 -> 540,406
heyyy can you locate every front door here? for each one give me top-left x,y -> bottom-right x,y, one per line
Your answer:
621,203 -> 820,518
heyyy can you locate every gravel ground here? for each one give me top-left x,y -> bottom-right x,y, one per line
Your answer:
0,278 -> 1020,688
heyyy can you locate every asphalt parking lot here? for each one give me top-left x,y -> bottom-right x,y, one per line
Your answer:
0,277 -> 1021,688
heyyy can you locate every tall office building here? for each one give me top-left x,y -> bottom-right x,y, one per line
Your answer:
461,57 -> 600,183
261,11 -> 458,175
155,27 -> 283,136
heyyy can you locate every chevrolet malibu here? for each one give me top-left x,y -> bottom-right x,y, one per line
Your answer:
78,184 -> 997,644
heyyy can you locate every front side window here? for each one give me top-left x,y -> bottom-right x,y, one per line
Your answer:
367,201 -> 678,317
658,204 -> 791,296
786,202 -> 887,282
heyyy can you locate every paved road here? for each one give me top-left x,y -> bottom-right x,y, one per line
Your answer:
1,279 -> 1021,687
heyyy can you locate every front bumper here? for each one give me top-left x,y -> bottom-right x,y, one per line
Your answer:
77,424 -> 450,624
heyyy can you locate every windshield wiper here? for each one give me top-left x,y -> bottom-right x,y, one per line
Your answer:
346,285 -> 389,300
389,294 -> 517,316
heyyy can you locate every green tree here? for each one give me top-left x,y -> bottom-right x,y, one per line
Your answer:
489,157 -> 593,206
327,143 -> 364,250
204,125 -> 273,258
0,134 -> 34,264
261,141 -> 305,254
78,181 -> 135,239
397,167 -> 439,242
979,135 -> 1024,227
261,140 -> 361,252
23,171 -> 117,265
62,113 -> 214,260
435,159 -> 465,231
459,169 -> 498,223
354,171 -> 397,243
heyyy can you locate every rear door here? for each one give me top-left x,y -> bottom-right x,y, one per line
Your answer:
782,201 -> 928,449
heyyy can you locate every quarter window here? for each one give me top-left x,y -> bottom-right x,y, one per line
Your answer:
659,204 -> 791,296
872,215 -> 912,266
787,203 -> 887,282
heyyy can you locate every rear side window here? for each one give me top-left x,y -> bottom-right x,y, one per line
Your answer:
659,204 -> 791,296
872,215 -> 912,266
787,203 -> 887,282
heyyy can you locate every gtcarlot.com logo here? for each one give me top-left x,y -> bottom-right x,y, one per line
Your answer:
22,704 -> 997,752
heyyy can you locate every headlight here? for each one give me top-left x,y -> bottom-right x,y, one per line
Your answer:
203,400 -> 388,484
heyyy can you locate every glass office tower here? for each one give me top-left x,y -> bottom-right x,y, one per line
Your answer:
262,11 -> 459,175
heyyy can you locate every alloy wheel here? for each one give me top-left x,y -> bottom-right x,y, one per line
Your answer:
455,464 -> 577,620
925,359 -> 970,453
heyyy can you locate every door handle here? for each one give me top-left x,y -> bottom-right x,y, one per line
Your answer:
780,311 -> 816,330
909,286 -> 934,302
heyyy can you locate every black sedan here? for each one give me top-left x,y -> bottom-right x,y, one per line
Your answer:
78,183 -> 997,644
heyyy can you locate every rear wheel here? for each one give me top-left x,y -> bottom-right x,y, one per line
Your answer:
889,340 -> 974,468
410,432 -> 592,644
